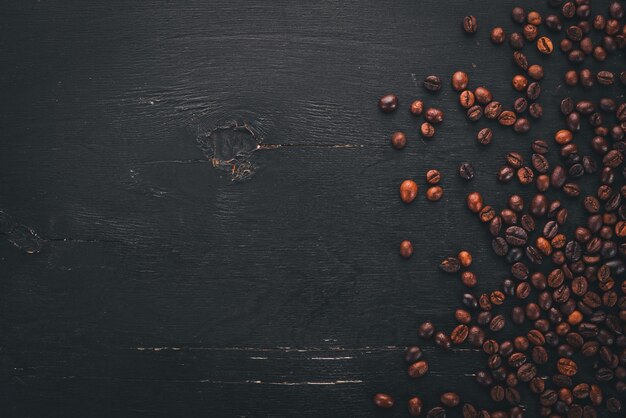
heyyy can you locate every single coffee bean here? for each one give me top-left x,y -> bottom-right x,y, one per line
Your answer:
459,90 -> 475,108
378,94 -> 398,113
597,70 -> 614,86
426,407 -> 446,418
424,108 -> 444,124
434,331 -> 451,350
498,110 -> 517,126
467,192 -> 483,213
426,169 -> 441,184
491,27 -> 506,44
511,7 -> 525,23
506,226 -> 528,246
537,36 -> 554,54
400,180 -> 418,203
404,346 -> 423,363
459,162 -> 475,180
466,105 -> 483,122
484,101 -> 502,119
408,397 -> 423,417
440,257 -> 460,273
409,100 -> 424,116
513,97 -> 527,113
408,360 -> 429,378
440,392 -> 460,408
426,186 -> 443,201
451,71 -> 469,91
451,324 -> 469,344
513,51 -> 528,70
400,240 -> 413,259
373,393 -> 394,408
474,87 -> 492,104
463,15 -> 478,34
557,357 -> 578,376
424,75 -> 442,92
509,32 -> 525,49
391,131 -> 407,149
476,128 -> 492,145
421,122 -> 435,138
418,321 -> 434,339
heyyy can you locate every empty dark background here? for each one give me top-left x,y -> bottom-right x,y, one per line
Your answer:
0,1 -> 623,417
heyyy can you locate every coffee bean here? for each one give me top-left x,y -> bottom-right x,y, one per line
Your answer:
474,87 -> 492,105
491,27 -> 506,44
463,15 -> 478,34
420,122 -> 435,138
506,226 -> 528,246
409,100 -> 424,116
378,94 -> 398,112
476,128 -> 492,145
459,163 -> 475,180
452,71 -> 469,91
408,397 -> 423,417
511,7 -> 525,23
425,108 -> 444,124
509,32 -> 525,49
513,51 -> 528,70
467,192 -> 483,213
537,36 -> 554,54
466,105 -> 483,121
404,346 -> 423,363
408,360 -> 429,378
400,180 -> 418,203
426,186 -> 443,201
440,392 -> 460,408
498,110 -> 517,126
557,358 -> 578,376
492,237 -> 508,256
451,324 -> 469,344
597,70 -> 614,86
517,167 -> 534,184
459,90 -> 475,108
426,169 -> 441,184
513,97 -> 527,113
426,406 -> 446,418
440,257 -> 460,273
400,240 -> 413,259
373,393 -> 395,408
418,321 -> 435,339
424,75 -> 442,92
434,331 -> 451,350
484,101 -> 502,119
514,118 -> 530,134
391,131 -> 407,149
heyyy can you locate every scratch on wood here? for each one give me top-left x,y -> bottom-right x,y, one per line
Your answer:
0,210 -> 45,254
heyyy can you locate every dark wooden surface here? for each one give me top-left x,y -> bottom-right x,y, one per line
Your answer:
0,1 -> 623,416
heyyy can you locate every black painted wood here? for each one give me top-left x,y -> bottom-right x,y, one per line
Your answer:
0,0 -> 623,416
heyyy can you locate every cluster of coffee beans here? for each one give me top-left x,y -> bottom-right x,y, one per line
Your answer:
376,1 -> 625,417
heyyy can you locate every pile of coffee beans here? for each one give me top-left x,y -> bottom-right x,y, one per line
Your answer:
377,1 -> 625,416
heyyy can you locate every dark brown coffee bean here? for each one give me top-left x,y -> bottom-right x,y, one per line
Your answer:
424,75 -> 442,92
463,15 -> 478,34
410,100 -> 424,116
439,257 -> 460,273
513,51 -> 528,70
408,360 -> 429,378
513,97 -> 527,113
408,397 -> 423,416
597,71 -> 614,86
491,27 -> 506,44
459,162 -> 475,180
434,331 -> 451,351
426,407 -> 446,418
509,32 -> 525,49
421,122 -> 435,138
400,240 -> 413,259
557,357 -> 578,376
451,71 -> 469,91
441,392 -> 460,408
506,226 -> 528,246
537,36 -> 554,54
476,128 -> 492,145
391,131 -> 407,150
378,94 -> 399,113
484,101 -> 502,119
474,87 -> 492,105
467,105 -> 483,121
425,108 -> 444,124
374,393 -> 395,408
418,321 -> 435,339
451,324 -> 469,344
459,90 -> 475,108
400,180 -> 418,203
426,169 -> 441,184
499,110 -> 517,126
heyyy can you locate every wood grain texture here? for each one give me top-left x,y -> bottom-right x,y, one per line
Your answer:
0,0 -> 623,416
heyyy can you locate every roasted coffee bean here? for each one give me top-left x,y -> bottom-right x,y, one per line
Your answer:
426,407 -> 446,418
426,186 -> 443,201
514,118 -> 530,133
467,105 -> 483,121
408,360 -> 429,378
484,101 -> 503,119
441,392 -> 460,408
557,358 -> 578,376
511,7 -> 525,23
506,226 -> 528,246
451,324 -> 469,344
424,75 -> 442,92
499,110 -> 517,126
391,131 -> 407,149
426,169 -> 441,184
434,331 -> 451,350
474,87 -> 492,105
537,36 -> 554,54
378,94 -> 398,112
459,162 -> 475,180
463,15 -> 478,34
452,71 -> 469,91
410,100 -> 424,116
526,82 -> 541,100
513,51 -> 528,70
597,71 -> 614,86
510,32 -> 525,49
408,397 -> 423,417
439,257 -> 460,273
418,321 -> 435,339
421,122 -> 435,138
374,393 -> 395,408
459,90 -> 475,108
404,346 -> 423,363
400,240 -> 413,259
517,167 -> 534,184
400,180 -> 418,203
425,108 -> 444,124
476,128 -> 493,145
491,27 -> 506,44
513,97 -> 527,113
